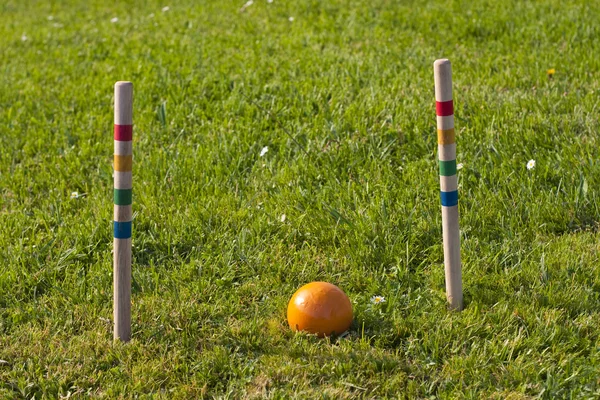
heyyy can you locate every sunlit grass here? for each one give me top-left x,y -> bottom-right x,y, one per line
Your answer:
1,0 -> 600,397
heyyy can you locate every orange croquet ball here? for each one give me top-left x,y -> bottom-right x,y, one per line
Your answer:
287,282 -> 353,337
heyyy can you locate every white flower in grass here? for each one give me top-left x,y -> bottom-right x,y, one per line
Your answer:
70,191 -> 86,199
457,163 -> 464,170
110,17 -> 118,23
288,16 -> 294,22
260,146 -> 269,157
267,0 -> 273,3
280,214 -> 286,223
47,15 -> 54,20
240,1 -> 253,12
527,159 -> 536,170
371,295 -> 385,305
21,34 -> 28,41
162,6 -> 170,12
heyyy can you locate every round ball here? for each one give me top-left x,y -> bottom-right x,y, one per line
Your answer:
287,282 -> 353,337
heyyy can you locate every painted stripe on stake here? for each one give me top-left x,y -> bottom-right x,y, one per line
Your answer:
114,189 -> 132,205
114,155 -> 132,172
114,221 -> 132,239
114,125 -> 132,141
436,100 -> 454,117
437,128 -> 455,145
439,160 -> 457,176
440,190 -> 458,206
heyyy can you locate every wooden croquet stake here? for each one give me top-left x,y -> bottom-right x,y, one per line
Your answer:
114,81 -> 133,341
434,59 -> 463,310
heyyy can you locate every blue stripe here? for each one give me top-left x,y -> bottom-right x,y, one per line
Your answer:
114,221 -> 132,239
440,190 -> 458,207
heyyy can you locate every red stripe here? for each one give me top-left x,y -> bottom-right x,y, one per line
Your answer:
436,100 -> 454,117
114,125 -> 132,141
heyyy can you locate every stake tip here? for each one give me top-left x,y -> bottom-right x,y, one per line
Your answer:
115,81 -> 133,88
434,58 -> 451,67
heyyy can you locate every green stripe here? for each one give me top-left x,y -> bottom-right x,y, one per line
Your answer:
114,189 -> 132,205
439,160 -> 457,176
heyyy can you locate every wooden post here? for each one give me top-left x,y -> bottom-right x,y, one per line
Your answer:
434,59 -> 463,310
113,81 -> 133,341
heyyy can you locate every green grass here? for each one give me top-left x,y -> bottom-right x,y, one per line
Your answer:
1,0 -> 600,397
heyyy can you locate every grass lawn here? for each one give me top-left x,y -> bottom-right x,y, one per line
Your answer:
1,0 -> 600,397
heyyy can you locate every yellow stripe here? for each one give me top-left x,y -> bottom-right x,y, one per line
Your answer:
437,128 -> 455,145
114,155 -> 132,172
